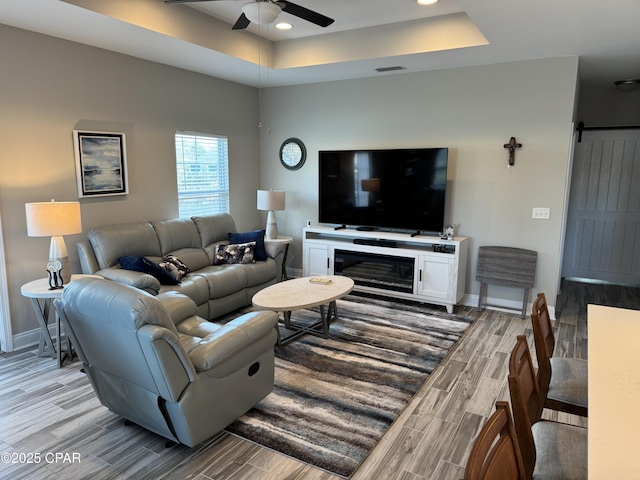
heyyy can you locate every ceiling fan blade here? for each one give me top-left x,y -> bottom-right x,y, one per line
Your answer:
232,13 -> 252,30
278,1 -> 334,27
164,0 -> 223,4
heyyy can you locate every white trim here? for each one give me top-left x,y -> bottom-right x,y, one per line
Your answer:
557,122 -> 576,293
11,326 -> 48,352
10,324 -> 68,354
0,212 -> 13,352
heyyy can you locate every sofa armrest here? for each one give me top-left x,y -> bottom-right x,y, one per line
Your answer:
138,324 -> 197,401
156,291 -> 198,326
96,268 -> 161,294
188,311 -> 278,372
77,240 -> 100,274
264,240 -> 286,260
264,240 -> 286,280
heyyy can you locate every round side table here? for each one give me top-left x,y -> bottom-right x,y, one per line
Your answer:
21,274 -> 101,367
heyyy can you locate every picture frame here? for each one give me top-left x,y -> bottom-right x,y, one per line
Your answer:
73,130 -> 128,197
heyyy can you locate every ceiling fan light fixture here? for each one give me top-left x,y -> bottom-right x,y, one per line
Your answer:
242,2 -> 281,25
614,79 -> 640,93
276,22 -> 293,30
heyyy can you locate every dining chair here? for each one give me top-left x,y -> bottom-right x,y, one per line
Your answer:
508,335 -> 587,479
463,401 -> 527,480
531,292 -> 588,417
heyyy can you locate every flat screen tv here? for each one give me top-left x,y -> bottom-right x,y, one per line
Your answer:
318,148 -> 448,234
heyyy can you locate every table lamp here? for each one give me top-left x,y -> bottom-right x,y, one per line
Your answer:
257,190 -> 285,239
25,200 -> 82,287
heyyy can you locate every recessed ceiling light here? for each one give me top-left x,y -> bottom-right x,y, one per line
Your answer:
417,0 -> 439,5
276,22 -> 293,30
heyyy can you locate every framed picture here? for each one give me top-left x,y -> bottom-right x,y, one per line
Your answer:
73,130 -> 128,197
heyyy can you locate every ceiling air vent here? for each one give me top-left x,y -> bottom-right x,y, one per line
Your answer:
375,66 -> 407,73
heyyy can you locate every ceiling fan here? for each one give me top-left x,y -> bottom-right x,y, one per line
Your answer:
164,0 -> 335,31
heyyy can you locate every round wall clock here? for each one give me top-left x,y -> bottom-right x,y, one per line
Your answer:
280,138 -> 306,170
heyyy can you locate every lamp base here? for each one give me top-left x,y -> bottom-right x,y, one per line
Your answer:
265,210 -> 278,239
49,236 -> 72,284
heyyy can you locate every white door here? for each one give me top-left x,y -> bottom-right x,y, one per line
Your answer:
562,129 -> 640,284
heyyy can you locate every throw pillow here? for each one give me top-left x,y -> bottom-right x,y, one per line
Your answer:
118,255 -> 179,285
228,229 -> 267,261
213,242 -> 256,265
159,254 -> 190,283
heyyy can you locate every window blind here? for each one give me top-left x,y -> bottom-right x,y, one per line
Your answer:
175,132 -> 229,218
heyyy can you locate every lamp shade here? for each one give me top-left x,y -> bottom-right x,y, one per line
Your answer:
242,2 -> 281,25
257,190 -> 285,211
25,201 -> 82,237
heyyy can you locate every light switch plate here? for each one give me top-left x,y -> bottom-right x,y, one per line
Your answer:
532,207 -> 550,219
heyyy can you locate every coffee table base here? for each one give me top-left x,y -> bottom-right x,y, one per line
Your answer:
277,301 -> 339,347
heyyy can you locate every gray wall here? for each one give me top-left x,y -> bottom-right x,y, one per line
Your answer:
0,23 -> 582,347
0,24 -> 260,344
578,84 -> 640,127
259,57 -> 580,310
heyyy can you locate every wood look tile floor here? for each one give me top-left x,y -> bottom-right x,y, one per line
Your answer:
1,279 -> 635,479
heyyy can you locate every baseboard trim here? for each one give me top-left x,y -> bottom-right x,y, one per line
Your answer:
11,324 -> 60,353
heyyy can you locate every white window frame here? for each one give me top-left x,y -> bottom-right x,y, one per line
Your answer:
175,131 -> 229,218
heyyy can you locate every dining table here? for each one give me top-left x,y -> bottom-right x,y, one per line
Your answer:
588,304 -> 640,479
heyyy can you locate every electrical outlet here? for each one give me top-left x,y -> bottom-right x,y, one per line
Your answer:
532,207 -> 550,219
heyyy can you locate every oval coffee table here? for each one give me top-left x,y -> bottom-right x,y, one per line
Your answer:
252,275 -> 354,347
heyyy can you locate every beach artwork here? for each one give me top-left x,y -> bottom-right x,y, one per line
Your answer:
74,131 -> 128,197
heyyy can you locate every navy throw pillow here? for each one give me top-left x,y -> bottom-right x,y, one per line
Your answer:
228,230 -> 267,261
118,255 -> 179,285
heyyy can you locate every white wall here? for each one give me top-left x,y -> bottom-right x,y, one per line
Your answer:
260,57 -> 579,309
0,24 -> 260,342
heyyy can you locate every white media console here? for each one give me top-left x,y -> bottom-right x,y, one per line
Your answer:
302,226 -> 468,313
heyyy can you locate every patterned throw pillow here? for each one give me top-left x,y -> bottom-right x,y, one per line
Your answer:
228,230 -> 267,261
159,255 -> 190,282
213,242 -> 256,265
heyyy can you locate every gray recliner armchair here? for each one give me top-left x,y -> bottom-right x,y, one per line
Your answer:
54,277 -> 278,447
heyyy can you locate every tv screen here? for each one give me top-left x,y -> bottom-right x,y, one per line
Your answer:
319,148 -> 448,233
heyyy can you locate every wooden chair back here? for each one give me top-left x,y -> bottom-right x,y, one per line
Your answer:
531,291 -> 588,417
463,401 -> 527,480
508,335 -> 544,479
531,292 -> 554,397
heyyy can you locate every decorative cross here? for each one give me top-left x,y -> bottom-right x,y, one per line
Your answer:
504,137 -> 522,166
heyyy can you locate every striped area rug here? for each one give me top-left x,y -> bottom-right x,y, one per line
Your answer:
225,294 -> 473,478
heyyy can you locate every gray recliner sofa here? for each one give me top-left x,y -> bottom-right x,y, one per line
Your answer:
76,213 -> 284,321
55,277 -> 279,447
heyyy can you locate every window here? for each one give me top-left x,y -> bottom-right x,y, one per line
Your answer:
175,132 -> 229,218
